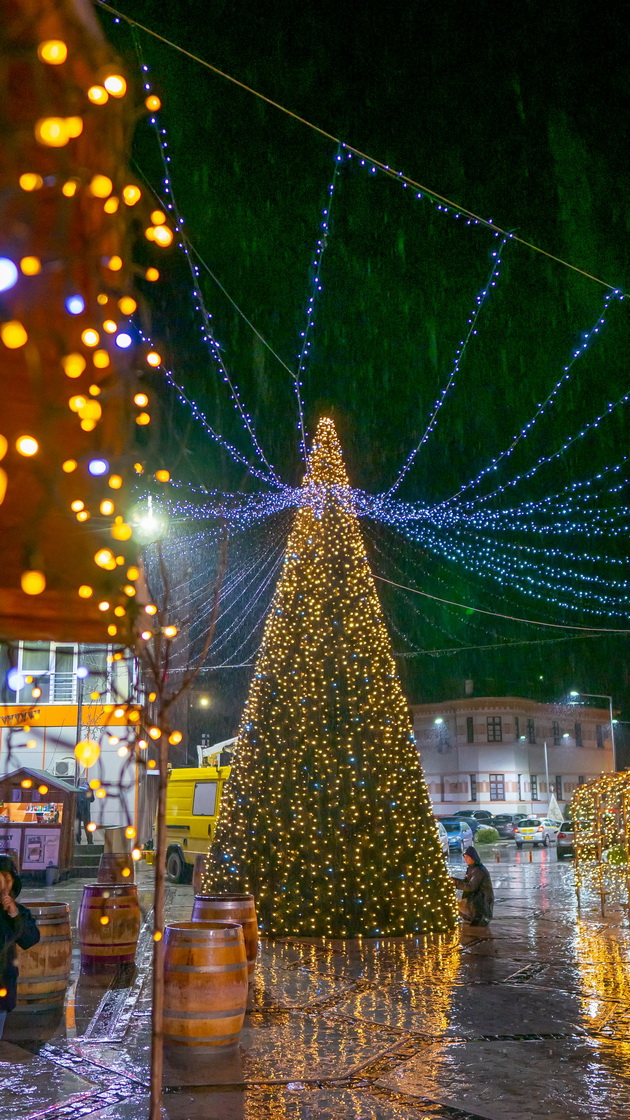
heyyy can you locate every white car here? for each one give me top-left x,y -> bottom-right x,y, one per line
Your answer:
436,820 -> 450,858
515,817 -> 561,849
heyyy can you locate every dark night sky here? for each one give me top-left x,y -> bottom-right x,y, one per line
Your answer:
101,0 -> 630,737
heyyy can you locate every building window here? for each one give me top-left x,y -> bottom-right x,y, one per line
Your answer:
530,774 -> 538,800
575,721 -> 583,747
596,724 -> 605,750
552,721 -> 561,745
466,716 -> 474,743
555,775 -> 562,799
514,715 -> 520,740
578,775 -> 586,785
487,716 -> 502,743
489,774 -> 505,801
470,775 -> 477,802
526,719 -> 536,744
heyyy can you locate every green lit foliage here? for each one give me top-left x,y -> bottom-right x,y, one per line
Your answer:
204,418 -> 457,937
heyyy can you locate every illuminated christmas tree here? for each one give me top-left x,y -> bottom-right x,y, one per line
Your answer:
205,417 -> 457,936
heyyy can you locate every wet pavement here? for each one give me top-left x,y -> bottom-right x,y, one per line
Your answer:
2,845 -> 630,1119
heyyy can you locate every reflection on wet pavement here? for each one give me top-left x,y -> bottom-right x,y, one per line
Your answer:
3,850 -> 630,1118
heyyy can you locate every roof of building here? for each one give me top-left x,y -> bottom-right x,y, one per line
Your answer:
0,767 -> 77,794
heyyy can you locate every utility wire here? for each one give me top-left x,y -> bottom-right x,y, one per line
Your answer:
99,0 -> 625,294
373,573 -> 630,633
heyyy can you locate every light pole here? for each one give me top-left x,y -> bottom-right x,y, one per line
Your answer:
569,691 -> 617,772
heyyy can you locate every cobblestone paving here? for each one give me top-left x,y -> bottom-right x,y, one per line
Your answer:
2,846 -> 630,1118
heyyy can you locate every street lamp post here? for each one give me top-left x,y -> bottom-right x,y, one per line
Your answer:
569,691 -> 617,772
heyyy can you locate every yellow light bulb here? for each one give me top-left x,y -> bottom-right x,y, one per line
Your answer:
81,328 -> 99,347
89,175 -> 112,200
65,116 -> 83,139
145,604 -> 158,616
145,267 -> 159,282
62,180 -> 78,197
169,731 -> 183,745
62,459 -> 77,473
133,462 -> 144,474
141,630 -> 152,640
71,500 -> 85,512
20,256 -> 41,275
163,625 -> 178,638
105,255 -> 123,272
114,605 -> 125,617
148,727 -> 161,740
150,210 -> 166,225
1,321 -> 28,348
37,40 -> 68,64
103,319 -> 117,333
146,351 -> 161,367
118,296 -> 137,315
145,95 -> 161,111
19,173 -> 43,191
100,499 -> 115,515
103,74 -> 127,97
154,469 -> 170,482
108,474 -> 123,489
152,225 -> 173,247
107,624 -> 117,636
68,395 -> 87,413
89,384 -> 101,396
35,117 -> 69,147
62,353 -> 86,378
87,85 -> 108,105
111,522 -> 132,541
75,739 -> 100,767
127,566 -> 139,579
16,435 -> 38,456
93,349 -> 110,369
76,510 -> 90,521
135,412 -> 151,426
122,185 -> 141,206
134,393 -> 149,407
21,570 -> 46,595
78,585 -> 93,598
94,548 -> 116,570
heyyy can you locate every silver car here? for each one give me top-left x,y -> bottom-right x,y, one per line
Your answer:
556,821 -> 575,860
514,817 -> 560,849
436,820 -> 449,858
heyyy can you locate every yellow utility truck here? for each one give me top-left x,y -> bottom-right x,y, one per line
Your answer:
151,763 -> 232,883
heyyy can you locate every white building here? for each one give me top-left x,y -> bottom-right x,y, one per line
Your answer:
0,640 -> 141,829
411,696 -> 614,815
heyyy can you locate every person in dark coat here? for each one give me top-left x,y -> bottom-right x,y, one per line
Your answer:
76,782 -> 95,844
451,846 -> 494,926
0,856 -> 40,1036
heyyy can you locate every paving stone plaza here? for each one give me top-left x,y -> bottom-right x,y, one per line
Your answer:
2,846 -> 630,1120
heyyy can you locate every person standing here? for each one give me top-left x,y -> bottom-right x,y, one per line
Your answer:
452,846 -> 494,926
0,856 -> 40,1038
76,782 -> 95,845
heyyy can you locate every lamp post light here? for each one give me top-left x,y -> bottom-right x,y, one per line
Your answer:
569,691 -> 617,772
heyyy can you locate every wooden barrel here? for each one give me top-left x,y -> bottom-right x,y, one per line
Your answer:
192,854 -> 209,896
163,922 -> 247,1050
97,853 -> 135,884
192,894 -> 258,980
15,901 -> 71,1013
78,883 -> 141,972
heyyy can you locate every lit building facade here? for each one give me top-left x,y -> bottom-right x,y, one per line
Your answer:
0,641 -> 141,829
411,696 -> 614,814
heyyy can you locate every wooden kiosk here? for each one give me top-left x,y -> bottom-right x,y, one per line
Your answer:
0,768 -> 76,877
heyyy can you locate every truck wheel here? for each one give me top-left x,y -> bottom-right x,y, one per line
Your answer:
166,848 -> 187,883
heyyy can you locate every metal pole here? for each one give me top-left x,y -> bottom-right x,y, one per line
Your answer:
149,727 -> 169,1120
544,740 -> 550,807
609,696 -> 617,772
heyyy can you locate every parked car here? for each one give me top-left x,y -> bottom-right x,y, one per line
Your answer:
556,821 -> 575,860
451,814 -> 482,835
490,813 -> 528,839
438,817 -> 474,853
454,809 -> 494,823
436,820 -> 450,859
514,817 -> 561,849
